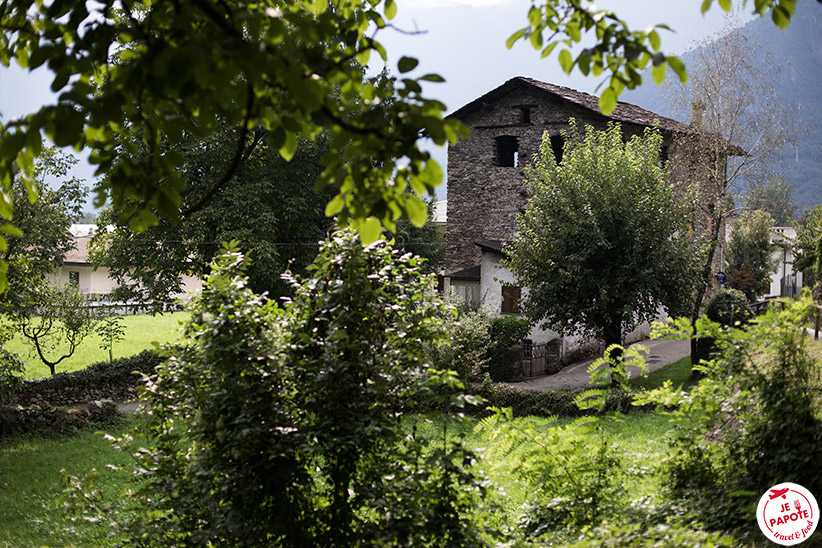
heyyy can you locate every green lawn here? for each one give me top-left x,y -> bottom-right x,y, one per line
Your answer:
0,410 -> 679,548
5,312 -> 189,379
629,356 -> 696,391
0,417 -> 147,548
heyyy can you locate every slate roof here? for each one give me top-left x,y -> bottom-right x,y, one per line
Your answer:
448,76 -> 688,134
475,240 -> 508,255
447,264 -> 481,280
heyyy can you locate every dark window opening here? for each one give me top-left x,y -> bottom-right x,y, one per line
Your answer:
660,146 -> 670,166
496,135 -> 519,167
501,285 -> 522,314
518,107 -> 531,123
69,271 -> 80,285
549,135 -> 565,165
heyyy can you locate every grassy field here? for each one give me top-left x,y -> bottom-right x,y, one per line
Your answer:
5,312 -> 189,379
0,410 -> 678,548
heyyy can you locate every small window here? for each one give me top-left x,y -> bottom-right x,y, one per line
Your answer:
69,271 -> 80,285
549,135 -> 564,165
501,285 -> 521,314
660,146 -> 670,166
495,135 -> 519,167
517,106 -> 531,123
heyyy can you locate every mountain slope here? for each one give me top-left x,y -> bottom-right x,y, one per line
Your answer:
623,0 -> 822,211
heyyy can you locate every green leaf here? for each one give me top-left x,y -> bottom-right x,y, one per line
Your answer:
0,224 -> 23,238
541,41 -> 559,59
406,195 -> 427,228
558,49 -> 573,74
419,73 -> 445,83
358,216 -> 383,245
718,0 -> 732,11
667,56 -> 687,83
325,194 -> 345,217
384,0 -> 397,20
652,60 -> 667,85
279,131 -> 297,162
397,56 -> 419,74
506,28 -> 527,50
599,87 -> 617,115
701,0 -> 712,13
772,6 -> 790,28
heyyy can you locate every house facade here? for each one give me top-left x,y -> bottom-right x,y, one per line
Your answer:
443,77 -> 714,360
50,224 -> 201,309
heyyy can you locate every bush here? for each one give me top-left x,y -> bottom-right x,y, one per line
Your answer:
639,293 -> 822,532
424,305 -> 490,381
489,316 -> 531,348
85,235 -> 494,548
705,288 -> 753,326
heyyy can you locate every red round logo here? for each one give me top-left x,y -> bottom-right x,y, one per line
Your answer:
757,483 -> 819,545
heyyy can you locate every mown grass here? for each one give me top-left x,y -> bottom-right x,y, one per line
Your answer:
5,312 -> 189,379
0,416 -> 147,548
629,356 -> 696,392
0,409 -> 678,548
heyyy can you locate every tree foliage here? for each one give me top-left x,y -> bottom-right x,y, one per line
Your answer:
744,178 -> 797,225
794,204 -> 822,296
90,127 -> 336,307
97,234 -> 491,547
0,0 -> 464,264
11,279 -> 97,376
509,0 -> 815,114
725,210 -> 778,301
506,122 -> 698,349
0,148 -> 85,302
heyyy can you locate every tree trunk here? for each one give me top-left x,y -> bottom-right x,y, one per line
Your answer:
603,321 -> 624,386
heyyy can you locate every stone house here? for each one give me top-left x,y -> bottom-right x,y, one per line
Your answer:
443,76 -> 733,360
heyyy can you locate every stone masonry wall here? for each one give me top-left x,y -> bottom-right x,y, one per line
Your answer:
445,86 -> 671,274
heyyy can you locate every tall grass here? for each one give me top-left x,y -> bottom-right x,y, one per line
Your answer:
5,312 -> 189,379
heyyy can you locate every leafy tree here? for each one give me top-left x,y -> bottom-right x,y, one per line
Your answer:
90,128 -> 336,307
0,148 -> 85,307
96,313 -> 126,363
505,122 -> 697,359
84,235 -> 491,547
664,27 -> 797,361
11,279 -> 97,376
794,204 -> 822,295
0,0 -> 815,292
725,210 -> 778,301
509,0 -> 815,114
0,0 -> 462,276
743,178 -> 797,225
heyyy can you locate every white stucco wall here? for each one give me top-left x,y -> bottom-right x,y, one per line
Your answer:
767,227 -> 803,298
478,250 -> 662,362
51,266 -> 202,302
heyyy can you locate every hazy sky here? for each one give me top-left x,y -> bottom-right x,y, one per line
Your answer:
0,0 -> 755,202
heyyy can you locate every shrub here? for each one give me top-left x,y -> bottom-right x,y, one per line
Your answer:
80,235 -> 494,548
705,288 -> 753,326
489,316 -> 531,348
424,305 -> 490,381
639,292 -> 822,532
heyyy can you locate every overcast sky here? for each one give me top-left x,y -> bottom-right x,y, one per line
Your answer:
0,0 -> 754,203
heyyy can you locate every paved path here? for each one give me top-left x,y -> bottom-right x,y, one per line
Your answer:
508,338 -> 691,391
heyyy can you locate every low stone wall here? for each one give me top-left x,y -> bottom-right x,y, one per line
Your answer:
12,350 -> 164,407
